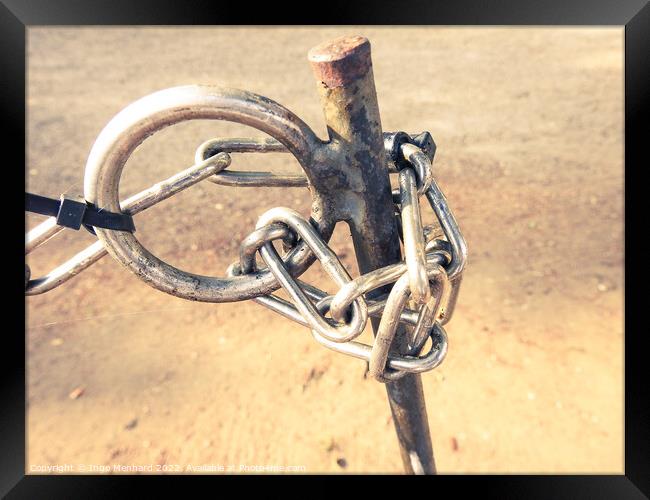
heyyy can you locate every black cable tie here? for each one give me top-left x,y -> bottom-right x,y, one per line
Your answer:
382,131 -> 438,171
25,193 -> 135,233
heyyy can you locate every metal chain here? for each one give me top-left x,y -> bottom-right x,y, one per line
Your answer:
25,127 -> 467,383
22,42 -> 466,474
25,152 -> 232,295
219,135 -> 467,382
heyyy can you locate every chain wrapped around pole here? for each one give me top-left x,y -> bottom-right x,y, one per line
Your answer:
24,35 -> 468,475
25,129 -> 465,376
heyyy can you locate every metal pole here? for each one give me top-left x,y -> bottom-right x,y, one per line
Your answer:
308,35 -> 436,474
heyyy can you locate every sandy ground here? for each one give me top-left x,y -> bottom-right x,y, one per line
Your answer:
25,27 -> 623,474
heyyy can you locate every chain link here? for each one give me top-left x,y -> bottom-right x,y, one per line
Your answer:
25,123 -> 466,382
398,160 -> 432,305
218,136 -> 466,381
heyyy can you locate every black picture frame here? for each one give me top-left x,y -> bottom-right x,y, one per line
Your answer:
4,0 -> 648,497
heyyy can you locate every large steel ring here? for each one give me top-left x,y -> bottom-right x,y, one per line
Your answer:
84,85 -> 334,302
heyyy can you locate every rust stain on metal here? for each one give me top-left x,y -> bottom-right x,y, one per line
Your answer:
308,35 -> 372,88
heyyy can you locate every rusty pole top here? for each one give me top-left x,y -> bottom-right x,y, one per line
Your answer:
308,35 -> 372,88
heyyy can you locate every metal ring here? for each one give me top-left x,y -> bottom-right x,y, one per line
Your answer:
226,224 -> 421,332
400,143 -> 434,195
369,264 -> 449,382
255,207 -> 367,343
423,177 -> 468,325
234,222 -> 297,275
425,237 -> 452,254
422,185 -> 467,325
26,152 -> 231,295
312,297 -> 448,377
439,274 -> 463,326
193,132 -> 434,189
391,178 -> 468,281
398,167 -> 431,305
83,85 -> 336,302
233,267 -> 422,330
423,237 -> 455,322
424,178 -> 468,280
194,137 -> 310,188
409,271 -> 451,349
329,250 -> 449,324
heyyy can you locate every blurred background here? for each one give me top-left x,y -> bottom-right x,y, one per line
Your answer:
26,27 -> 623,473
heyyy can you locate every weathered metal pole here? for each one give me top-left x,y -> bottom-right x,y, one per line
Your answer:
308,35 -> 436,474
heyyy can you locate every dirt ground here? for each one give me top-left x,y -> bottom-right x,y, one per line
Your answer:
25,27 -> 623,474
